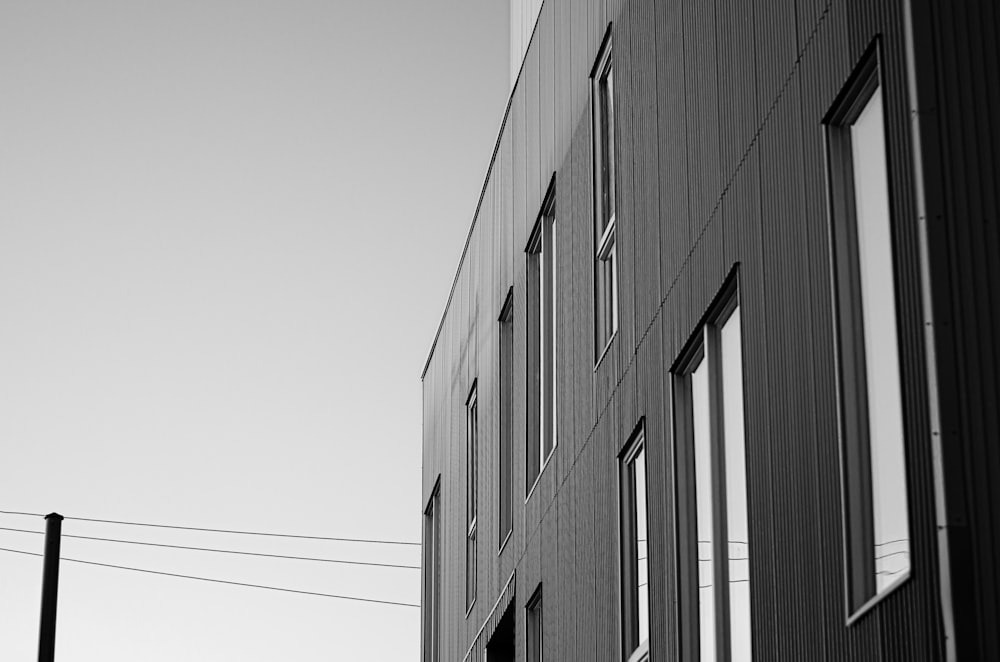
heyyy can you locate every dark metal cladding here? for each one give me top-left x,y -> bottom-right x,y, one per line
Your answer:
420,0 -> 1000,660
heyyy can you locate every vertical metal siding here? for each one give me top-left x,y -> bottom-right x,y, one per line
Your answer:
419,0 -> 998,659
910,0 -> 1000,658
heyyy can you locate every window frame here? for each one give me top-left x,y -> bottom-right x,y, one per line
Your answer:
619,422 -> 651,662
591,24 -> 618,362
671,272 -> 752,662
422,477 -> 442,662
526,584 -> 543,662
498,287 -> 515,553
823,40 -> 913,623
466,382 -> 479,615
525,175 -> 558,500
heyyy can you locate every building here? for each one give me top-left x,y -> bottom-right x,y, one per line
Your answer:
420,0 -> 1000,660
509,0 -> 543,90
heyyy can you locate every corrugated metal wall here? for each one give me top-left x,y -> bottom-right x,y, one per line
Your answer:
421,0 -> 997,659
904,1 -> 1000,659
510,0 -> 545,88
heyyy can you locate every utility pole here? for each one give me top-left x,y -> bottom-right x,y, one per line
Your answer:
38,512 -> 63,662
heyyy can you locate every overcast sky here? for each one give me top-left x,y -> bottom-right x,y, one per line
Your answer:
0,2 -> 508,660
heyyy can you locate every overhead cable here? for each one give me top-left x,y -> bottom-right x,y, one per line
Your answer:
0,510 -> 419,546
0,527 -> 418,570
0,546 -> 419,608
0,510 -> 43,518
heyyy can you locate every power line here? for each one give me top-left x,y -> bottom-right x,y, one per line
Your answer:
0,510 -> 420,547
0,546 -> 419,608
0,527 -> 418,570
698,579 -> 750,589
875,549 -> 910,561
64,516 -> 421,546
0,510 -> 42,518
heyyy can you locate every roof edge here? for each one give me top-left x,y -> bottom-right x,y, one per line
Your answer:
421,1 -> 548,381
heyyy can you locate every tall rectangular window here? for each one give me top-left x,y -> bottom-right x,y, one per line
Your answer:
466,383 -> 478,612
526,585 -> 543,662
526,179 -> 557,494
825,49 -> 911,617
592,28 -> 618,358
499,289 -> 514,548
620,427 -> 650,662
422,482 -> 441,662
673,280 -> 751,661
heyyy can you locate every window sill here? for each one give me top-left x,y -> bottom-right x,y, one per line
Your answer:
626,639 -> 649,662
845,570 -> 911,626
524,446 -> 556,504
497,530 -> 512,556
594,329 -> 618,372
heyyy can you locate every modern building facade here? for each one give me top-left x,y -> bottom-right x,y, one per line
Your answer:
510,0 -> 543,88
421,0 -> 1000,661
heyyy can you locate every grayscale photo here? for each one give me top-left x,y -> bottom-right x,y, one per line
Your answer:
2,1 -> 997,661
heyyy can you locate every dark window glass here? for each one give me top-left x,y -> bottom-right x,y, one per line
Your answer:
486,606 -> 515,662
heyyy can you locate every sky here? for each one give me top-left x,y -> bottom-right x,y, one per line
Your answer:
0,2 -> 508,660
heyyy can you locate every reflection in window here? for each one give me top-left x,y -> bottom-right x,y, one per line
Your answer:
850,86 -> 910,593
674,282 -> 751,661
422,484 -> 441,662
499,290 -> 514,547
526,182 -> 557,494
635,447 -> 649,645
540,192 -> 557,465
466,384 -> 478,612
527,586 -> 543,662
722,309 -> 751,660
825,52 -> 910,614
592,31 -> 618,357
692,353 -> 716,661
620,429 -> 650,662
